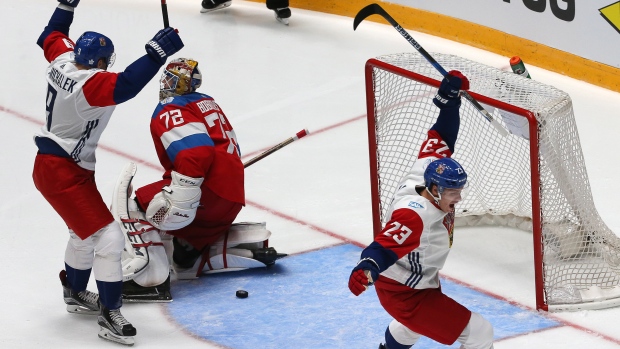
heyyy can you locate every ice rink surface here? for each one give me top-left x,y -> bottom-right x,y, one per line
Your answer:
2,0 -> 620,347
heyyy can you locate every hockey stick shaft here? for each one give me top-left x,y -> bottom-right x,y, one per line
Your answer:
161,0 -> 170,28
243,129 -> 310,168
353,4 -> 508,137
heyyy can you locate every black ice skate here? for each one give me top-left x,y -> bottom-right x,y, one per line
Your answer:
98,304 -> 137,346
266,0 -> 291,25
122,276 -> 172,303
59,270 -> 100,315
200,0 -> 232,13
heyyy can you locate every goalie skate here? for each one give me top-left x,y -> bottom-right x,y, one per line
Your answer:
98,305 -> 136,346
122,276 -> 172,303
200,0 -> 231,13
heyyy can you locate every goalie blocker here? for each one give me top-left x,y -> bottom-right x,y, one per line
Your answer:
111,162 -> 287,302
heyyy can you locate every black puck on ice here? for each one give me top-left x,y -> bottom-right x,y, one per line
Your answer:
236,290 -> 249,298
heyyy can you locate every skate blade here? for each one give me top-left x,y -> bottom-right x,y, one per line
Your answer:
275,14 -> 289,25
200,1 -> 231,13
98,328 -> 135,346
66,304 -> 99,315
122,293 -> 173,303
122,297 -> 172,303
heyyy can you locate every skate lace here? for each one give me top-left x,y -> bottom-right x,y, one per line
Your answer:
109,309 -> 131,326
78,290 -> 99,305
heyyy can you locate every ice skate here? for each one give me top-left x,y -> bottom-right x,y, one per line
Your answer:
273,7 -> 291,25
59,270 -> 100,315
266,0 -> 290,25
201,0 -> 232,13
98,305 -> 137,346
122,276 -> 172,303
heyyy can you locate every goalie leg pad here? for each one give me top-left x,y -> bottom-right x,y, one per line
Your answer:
131,229 -> 170,287
211,222 -> 271,247
196,246 -> 287,274
111,162 -> 165,282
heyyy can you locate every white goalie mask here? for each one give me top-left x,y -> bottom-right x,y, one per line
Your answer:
159,58 -> 203,101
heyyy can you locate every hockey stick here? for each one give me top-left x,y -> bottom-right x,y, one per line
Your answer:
243,129 -> 310,168
161,0 -> 170,28
353,4 -> 509,137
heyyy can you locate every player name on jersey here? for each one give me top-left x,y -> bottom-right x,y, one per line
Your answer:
48,66 -> 77,93
196,99 -> 219,113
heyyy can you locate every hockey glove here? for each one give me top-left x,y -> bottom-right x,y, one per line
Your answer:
145,27 -> 184,65
433,70 -> 470,109
58,0 -> 80,7
145,171 -> 204,231
348,259 -> 380,296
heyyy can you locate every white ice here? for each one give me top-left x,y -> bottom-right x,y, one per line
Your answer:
2,0 -> 620,348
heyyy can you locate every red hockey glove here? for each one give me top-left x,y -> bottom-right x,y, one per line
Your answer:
348,260 -> 379,296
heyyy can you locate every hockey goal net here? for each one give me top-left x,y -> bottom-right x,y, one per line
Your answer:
366,52 -> 620,312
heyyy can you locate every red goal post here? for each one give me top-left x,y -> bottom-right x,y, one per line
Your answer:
365,52 -> 620,312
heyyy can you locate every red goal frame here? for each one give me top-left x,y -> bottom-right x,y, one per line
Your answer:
364,58 -> 547,311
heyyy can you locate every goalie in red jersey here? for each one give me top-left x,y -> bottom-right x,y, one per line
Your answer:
111,58 -> 286,302
348,71 -> 495,349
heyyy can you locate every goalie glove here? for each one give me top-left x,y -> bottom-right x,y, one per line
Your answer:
146,171 -> 204,230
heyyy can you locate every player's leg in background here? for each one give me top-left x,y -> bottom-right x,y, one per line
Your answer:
200,0 -> 232,13
266,0 -> 291,24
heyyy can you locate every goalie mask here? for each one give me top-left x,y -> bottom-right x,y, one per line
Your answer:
159,58 -> 202,101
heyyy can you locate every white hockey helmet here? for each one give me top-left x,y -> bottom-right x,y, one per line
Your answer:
159,58 -> 202,100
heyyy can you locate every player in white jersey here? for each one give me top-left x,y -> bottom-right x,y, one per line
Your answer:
348,71 -> 495,349
32,0 -> 183,345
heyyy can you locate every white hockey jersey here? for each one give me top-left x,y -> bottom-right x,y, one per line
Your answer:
35,50 -> 114,170
374,130 -> 456,289
35,20 -> 164,170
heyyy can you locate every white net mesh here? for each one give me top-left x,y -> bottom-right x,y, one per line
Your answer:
368,52 -> 620,311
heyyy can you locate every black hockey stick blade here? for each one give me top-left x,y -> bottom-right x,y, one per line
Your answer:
353,3 -> 508,136
353,3 -> 384,30
354,4 -> 447,77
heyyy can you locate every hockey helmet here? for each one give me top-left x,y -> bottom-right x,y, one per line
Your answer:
159,58 -> 202,100
424,157 -> 467,192
74,31 -> 116,69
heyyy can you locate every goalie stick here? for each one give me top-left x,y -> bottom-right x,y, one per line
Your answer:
243,129 -> 310,168
353,3 -> 509,137
161,0 -> 170,28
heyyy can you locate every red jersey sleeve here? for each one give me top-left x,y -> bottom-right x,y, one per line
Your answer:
374,208 -> 424,259
82,72 -> 120,107
42,31 -> 74,63
418,129 -> 452,159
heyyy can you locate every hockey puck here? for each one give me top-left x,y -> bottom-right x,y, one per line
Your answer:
236,290 -> 249,298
